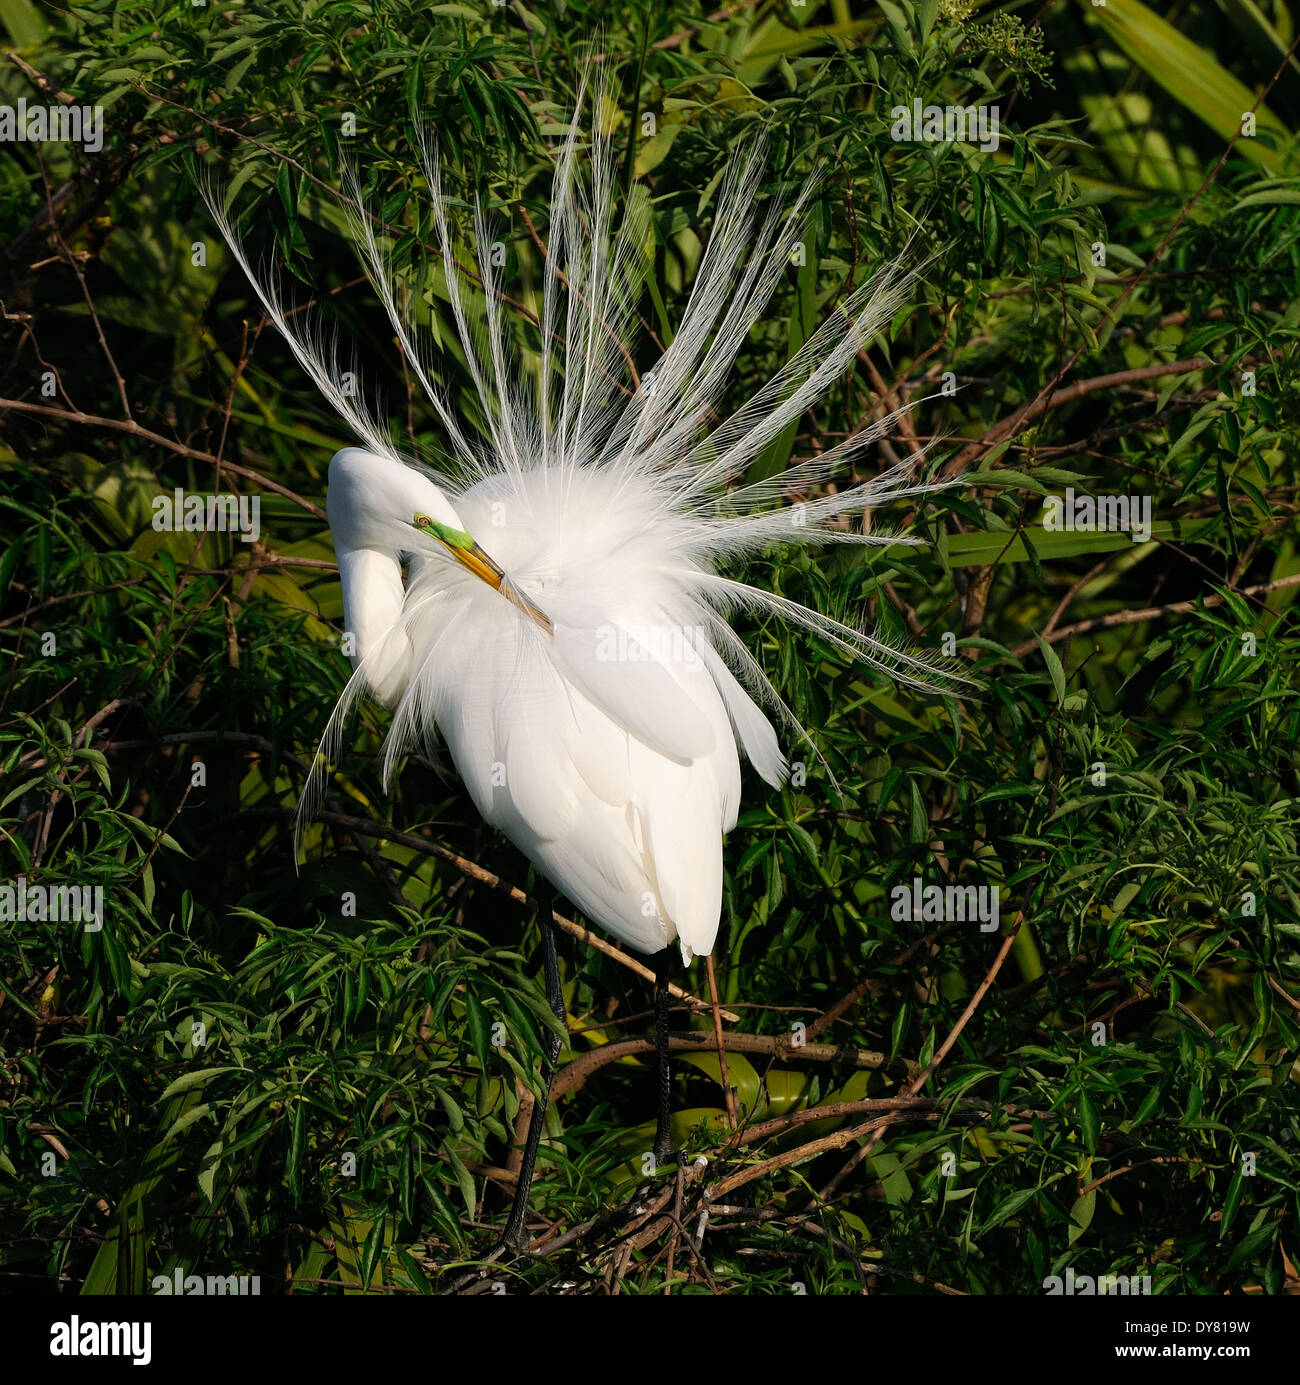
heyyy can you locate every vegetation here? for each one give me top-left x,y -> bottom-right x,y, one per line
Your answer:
1,0 -> 1297,1295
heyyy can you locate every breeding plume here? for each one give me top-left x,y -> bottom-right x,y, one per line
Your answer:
208,71 -> 959,1254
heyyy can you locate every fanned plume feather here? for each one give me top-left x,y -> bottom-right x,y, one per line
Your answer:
204,70 -> 972,857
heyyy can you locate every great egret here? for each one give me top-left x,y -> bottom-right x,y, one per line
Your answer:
208,69 -> 960,1258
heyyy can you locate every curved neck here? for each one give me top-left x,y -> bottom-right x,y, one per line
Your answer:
337,545 -> 413,708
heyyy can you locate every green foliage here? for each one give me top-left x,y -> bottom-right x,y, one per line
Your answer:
964,12 -> 1054,90
1,0 -> 1298,1295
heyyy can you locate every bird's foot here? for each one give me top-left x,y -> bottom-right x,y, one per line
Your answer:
625,1144 -> 681,1221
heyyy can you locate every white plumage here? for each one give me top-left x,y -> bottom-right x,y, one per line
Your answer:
209,73 -> 961,964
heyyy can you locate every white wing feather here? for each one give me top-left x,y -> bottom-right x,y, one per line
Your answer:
214,71 -> 972,959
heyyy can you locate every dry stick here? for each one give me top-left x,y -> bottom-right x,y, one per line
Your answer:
941,354 -> 1219,501
507,1173 -> 680,1259
1151,500 -> 1294,599
193,556 -> 337,575
36,150 -> 133,421
1009,571 -> 1300,658
4,307 -> 80,412
550,1033 -> 902,1103
663,1159 -> 687,1293
134,780 -> 194,881
996,356 -> 1216,423
0,398 -> 327,519
696,919 -> 1026,1205
904,915 -> 1024,1100
608,1237 -> 634,1293
244,806 -> 731,1018
864,1261 -> 967,1296
524,1094 -> 936,1262
211,316 -> 260,485
1037,556 -> 1113,643
1077,1156 -> 1191,1199
75,698 -> 128,749
622,1205 -> 707,1273
0,564 -> 327,637
857,349 -> 920,451
745,1093 -> 1055,1150
706,1107 -> 926,1204
0,677 -> 77,732
813,913 -> 1027,1203
737,1096 -> 938,1147
854,349 -> 914,470
882,579 -> 926,638
594,1166 -> 715,1266
705,955 -> 738,1130
1027,380 -> 1286,469
804,974 -> 877,1045
942,26 -> 1300,483
6,52 -> 75,104
1266,974 -> 1300,1015
803,920 -> 965,1044
518,204 -> 647,388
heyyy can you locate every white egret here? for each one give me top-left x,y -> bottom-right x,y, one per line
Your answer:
208,70 -> 962,1256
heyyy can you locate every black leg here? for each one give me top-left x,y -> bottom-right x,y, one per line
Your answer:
652,946 -> 674,1167
501,882 -> 565,1251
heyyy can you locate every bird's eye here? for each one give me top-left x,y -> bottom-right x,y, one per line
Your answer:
413,513 -> 432,527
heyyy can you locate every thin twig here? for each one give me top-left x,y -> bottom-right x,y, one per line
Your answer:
239,806 -> 731,1017
705,955 -> 738,1130
1012,571 -> 1300,657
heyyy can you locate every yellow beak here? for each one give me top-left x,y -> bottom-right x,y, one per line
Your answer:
448,540 -> 554,636
411,513 -> 553,635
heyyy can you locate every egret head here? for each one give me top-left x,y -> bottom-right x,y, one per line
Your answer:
411,510 -> 553,635
324,449 -> 551,633
326,446 -> 463,549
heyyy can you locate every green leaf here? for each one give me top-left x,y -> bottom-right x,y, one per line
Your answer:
161,1104 -> 211,1142
358,1215 -> 386,1294
1088,0 -> 1286,171
1078,1090 -> 1100,1154
1034,632 -> 1067,707
980,1185 -> 1039,1233
1219,1169 -> 1246,1237
158,1067 -> 236,1102
1068,1188 -> 1096,1245
465,992 -> 491,1074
